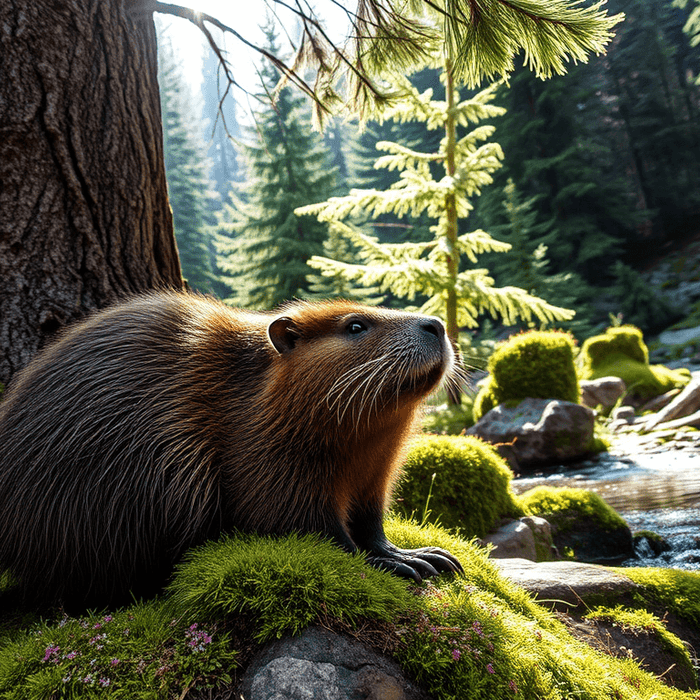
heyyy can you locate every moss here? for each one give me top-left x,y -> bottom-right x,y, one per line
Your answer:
624,567 -> 700,631
473,331 -> 579,422
394,435 -> 524,537
0,523 -> 695,699
584,605 -> 696,685
167,533 -> 410,642
518,486 -> 627,532
579,326 -> 690,399
517,486 -> 633,562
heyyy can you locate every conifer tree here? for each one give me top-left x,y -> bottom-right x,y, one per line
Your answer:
297,59 -> 574,349
215,23 -> 336,309
157,30 -> 215,294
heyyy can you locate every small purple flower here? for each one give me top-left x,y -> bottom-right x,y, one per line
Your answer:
99,678 -> 110,687
42,645 -> 60,662
93,623 -> 102,630
486,663 -> 495,674
451,649 -> 461,661
110,658 -> 120,666
103,615 -> 112,623
66,651 -> 78,660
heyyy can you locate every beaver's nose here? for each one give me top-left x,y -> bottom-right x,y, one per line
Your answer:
419,318 -> 445,340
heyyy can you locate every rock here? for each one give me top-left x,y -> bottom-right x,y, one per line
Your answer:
580,377 -> 626,410
484,517 -> 556,562
491,558 -> 640,610
466,398 -> 596,469
639,388 -> 681,414
646,408 -> 700,432
644,375 -> 700,430
239,626 -> 430,700
610,405 -> 636,423
547,512 -> 634,563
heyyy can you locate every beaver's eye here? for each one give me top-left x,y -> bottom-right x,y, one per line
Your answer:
346,320 -> 368,335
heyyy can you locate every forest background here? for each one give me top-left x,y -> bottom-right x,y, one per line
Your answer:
159,0 -> 700,354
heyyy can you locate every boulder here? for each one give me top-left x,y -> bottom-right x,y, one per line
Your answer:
491,558 -> 640,610
466,398 -> 596,469
484,516 -> 556,562
239,626 -> 430,700
579,376 -> 626,410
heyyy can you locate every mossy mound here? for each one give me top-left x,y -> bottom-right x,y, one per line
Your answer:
518,486 -> 634,562
473,331 -> 579,422
0,522 -> 697,698
394,435 -> 523,536
578,325 -> 690,400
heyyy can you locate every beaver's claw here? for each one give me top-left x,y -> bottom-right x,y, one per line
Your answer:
367,545 -> 463,583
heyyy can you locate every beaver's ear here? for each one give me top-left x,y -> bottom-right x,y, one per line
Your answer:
268,316 -> 301,354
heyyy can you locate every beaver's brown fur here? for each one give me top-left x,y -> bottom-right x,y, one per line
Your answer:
0,292 -> 461,608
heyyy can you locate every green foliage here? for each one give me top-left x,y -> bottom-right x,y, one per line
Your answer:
625,567 -> 700,631
518,486 -> 628,532
579,326 -> 691,399
157,29 -> 215,294
473,330 -> 579,421
394,435 -> 523,536
281,0 -> 621,124
0,602 -> 235,699
298,65 -> 574,346
214,22 -> 336,309
611,262 -> 680,336
166,533 -> 410,642
421,399 -> 474,434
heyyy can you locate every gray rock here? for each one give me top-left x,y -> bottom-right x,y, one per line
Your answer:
610,405 -> 636,423
484,516 -> 556,562
240,626 -> 431,700
644,376 -> 700,431
491,558 -> 640,609
639,388 -> 681,414
580,377 -> 626,410
466,398 -> 596,469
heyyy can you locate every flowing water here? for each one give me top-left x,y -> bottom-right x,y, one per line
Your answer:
510,450 -> 700,570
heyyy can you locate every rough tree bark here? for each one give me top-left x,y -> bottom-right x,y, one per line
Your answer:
0,0 -> 184,387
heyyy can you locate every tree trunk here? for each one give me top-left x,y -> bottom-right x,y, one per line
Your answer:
0,0 -> 184,387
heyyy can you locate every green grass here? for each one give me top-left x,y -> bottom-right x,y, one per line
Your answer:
0,522 -> 696,698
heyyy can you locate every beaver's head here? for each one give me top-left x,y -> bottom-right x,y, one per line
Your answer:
263,301 -> 458,428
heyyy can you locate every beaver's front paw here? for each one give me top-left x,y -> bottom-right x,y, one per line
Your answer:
367,544 -> 462,583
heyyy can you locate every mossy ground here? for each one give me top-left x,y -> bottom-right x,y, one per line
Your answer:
0,522 -> 696,699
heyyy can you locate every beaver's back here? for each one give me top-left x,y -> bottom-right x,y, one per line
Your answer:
0,292 -> 271,606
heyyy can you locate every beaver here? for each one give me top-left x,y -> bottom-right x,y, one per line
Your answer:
0,291 -> 462,608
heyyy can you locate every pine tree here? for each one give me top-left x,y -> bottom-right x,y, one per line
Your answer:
297,59 -> 574,349
157,30 -> 215,294
215,23 -> 336,309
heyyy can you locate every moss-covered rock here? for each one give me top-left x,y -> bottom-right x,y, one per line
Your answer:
473,331 -> 579,422
0,522 -> 697,698
394,435 -> 523,537
578,325 -> 691,400
518,486 -> 634,562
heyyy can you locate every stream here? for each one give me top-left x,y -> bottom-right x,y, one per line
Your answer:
510,450 -> 700,570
